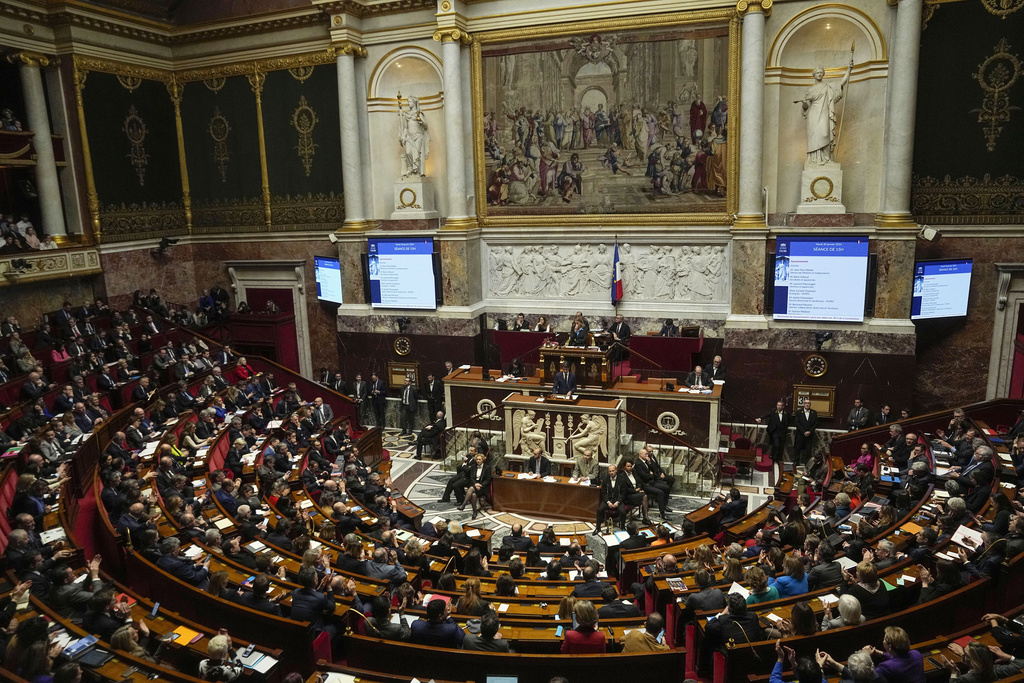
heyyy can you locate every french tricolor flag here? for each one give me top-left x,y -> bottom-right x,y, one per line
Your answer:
611,242 -> 623,305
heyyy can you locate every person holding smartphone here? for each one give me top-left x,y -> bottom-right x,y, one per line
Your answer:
621,612 -> 669,652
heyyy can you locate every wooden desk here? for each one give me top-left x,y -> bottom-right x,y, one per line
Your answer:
491,472 -> 601,521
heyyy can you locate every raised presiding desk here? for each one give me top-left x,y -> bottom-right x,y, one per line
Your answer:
492,471 -> 602,521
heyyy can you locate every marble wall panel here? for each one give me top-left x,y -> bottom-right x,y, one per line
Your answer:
2,275 -> 99,325
730,237 -> 767,316
874,239 -> 916,320
99,245 -> 199,311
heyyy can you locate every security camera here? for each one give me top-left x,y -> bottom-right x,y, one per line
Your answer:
814,331 -> 833,351
328,233 -> 340,244
918,226 -> 940,242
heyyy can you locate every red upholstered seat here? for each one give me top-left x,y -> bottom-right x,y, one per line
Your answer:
718,452 -> 738,487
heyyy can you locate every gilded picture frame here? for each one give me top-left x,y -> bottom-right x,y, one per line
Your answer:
471,9 -> 740,227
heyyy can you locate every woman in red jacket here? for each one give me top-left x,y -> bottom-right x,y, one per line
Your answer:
561,600 -> 607,654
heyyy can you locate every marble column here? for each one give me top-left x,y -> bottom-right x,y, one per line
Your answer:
335,43 -> 372,231
434,29 -> 475,230
734,0 -> 771,229
10,52 -> 66,235
876,0 -> 923,229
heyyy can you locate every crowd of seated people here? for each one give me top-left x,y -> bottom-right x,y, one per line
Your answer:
0,213 -> 58,254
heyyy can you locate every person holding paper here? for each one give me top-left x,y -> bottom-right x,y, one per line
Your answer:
552,363 -> 576,395
570,565 -> 610,598
526,447 -> 552,477
684,364 -> 709,390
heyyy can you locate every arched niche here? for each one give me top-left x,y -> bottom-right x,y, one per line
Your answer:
762,4 -> 889,217
365,46 -> 446,219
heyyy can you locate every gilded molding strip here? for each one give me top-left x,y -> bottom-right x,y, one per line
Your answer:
289,65 -> 315,83
72,58 -> 102,242
72,55 -> 172,82
912,173 -> 1024,225
99,201 -> 186,243
176,49 -> 337,83
0,248 -> 102,288
167,77 -> 192,232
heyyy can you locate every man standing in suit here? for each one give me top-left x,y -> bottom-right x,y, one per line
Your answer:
350,373 -> 368,423
552,363 -> 576,396
874,404 -> 891,427
310,396 -> 333,430
370,372 -> 387,428
606,313 -> 631,363
526,447 -> 551,477
424,372 -> 444,418
846,398 -> 869,431
794,398 -> 818,465
596,464 -> 625,529
399,375 -> 418,435
685,365 -> 710,389
706,355 -> 726,382
757,400 -> 789,463
329,372 -> 347,395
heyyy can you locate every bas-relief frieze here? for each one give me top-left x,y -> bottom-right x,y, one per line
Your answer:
485,242 -> 729,304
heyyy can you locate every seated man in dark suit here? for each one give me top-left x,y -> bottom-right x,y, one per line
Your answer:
657,319 -> 679,337
462,611 -> 513,652
156,537 -> 211,589
718,488 -> 748,525
684,365 -> 711,389
597,464 -> 626,530
706,355 -> 726,382
415,411 -> 447,459
365,594 -> 411,641
526,447 -> 552,477
501,524 -> 535,552
605,314 -> 631,363
596,585 -> 641,619
235,573 -> 283,615
552,363 -> 576,396
290,567 -> 338,640
806,542 -> 843,590
571,565 -> 610,598
410,598 -> 465,649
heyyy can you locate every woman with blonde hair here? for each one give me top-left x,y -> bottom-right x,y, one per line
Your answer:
745,566 -> 779,605
719,557 -> 744,585
110,622 -> 158,662
198,633 -> 243,681
839,561 -> 890,620
456,577 -> 492,616
562,600 -> 606,653
683,543 -> 715,571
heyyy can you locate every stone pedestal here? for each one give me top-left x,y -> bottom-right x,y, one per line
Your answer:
391,177 -> 439,220
795,162 -> 847,214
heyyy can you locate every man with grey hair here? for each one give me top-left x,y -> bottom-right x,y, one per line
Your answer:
157,536 -> 211,588
236,504 -> 267,541
866,539 -> 898,570
365,546 -> 408,586
952,445 -> 995,512
180,513 -> 204,540
204,528 -> 223,550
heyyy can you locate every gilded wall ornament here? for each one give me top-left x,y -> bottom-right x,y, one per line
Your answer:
288,65 -> 315,83
208,106 -> 231,182
981,0 -> 1023,18
123,105 -> 149,186
912,173 -> 1024,224
291,95 -> 318,177
203,77 -> 226,93
117,74 -> 142,92
971,38 -> 1021,152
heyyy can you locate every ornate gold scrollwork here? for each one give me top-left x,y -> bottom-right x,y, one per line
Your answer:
117,74 -> 142,92
433,28 -> 473,45
123,105 -> 149,186
981,0 -> 1023,18
203,77 -> 226,93
334,41 -> 368,58
209,106 -> 231,182
291,96 -> 319,177
736,0 -> 772,17
971,38 -> 1021,152
6,51 -> 51,68
289,65 -> 315,83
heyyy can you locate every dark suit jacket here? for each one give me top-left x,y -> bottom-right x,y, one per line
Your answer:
719,498 -> 748,524
796,408 -> 818,435
598,600 -> 641,619
685,371 -> 710,388
289,587 -> 335,632
350,380 -> 368,402
370,379 -> 387,406
399,385 -> 419,413
606,321 -> 632,342
807,561 -> 843,590
526,455 -> 551,477
235,591 -> 282,616
706,364 -> 726,381
467,463 -> 492,488
425,379 -> 444,404
600,475 -> 623,505
502,534 -> 534,551
552,371 -> 576,395
765,410 -> 789,439
571,580 -> 609,598
157,553 -> 210,587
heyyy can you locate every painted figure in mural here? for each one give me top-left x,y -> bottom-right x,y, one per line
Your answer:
398,94 -> 430,177
795,59 -> 854,165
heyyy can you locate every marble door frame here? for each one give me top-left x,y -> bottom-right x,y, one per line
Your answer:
987,264 -> 1024,400
225,259 -> 312,378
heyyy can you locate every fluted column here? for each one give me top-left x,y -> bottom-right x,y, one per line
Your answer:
9,52 -> 66,236
433,28 -> 475,230
734,0 -> 771,229
876,0 -> 923,229
335,42 -> 372,231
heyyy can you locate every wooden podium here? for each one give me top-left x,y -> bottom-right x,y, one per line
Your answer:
537,345 -> 609,387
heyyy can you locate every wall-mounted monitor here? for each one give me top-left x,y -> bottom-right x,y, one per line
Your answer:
772,236 -> 870,323
313,256 -> 343,304
366,237 -> 439,310
911,258 -> 972,320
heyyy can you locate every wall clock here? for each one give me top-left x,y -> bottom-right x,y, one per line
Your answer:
804,354 -> 827,378
394,336 -> 412,356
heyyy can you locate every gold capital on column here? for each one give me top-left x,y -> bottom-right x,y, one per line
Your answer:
334,41 -> 368,58
6,51 -> 52,68
433,28 -> 473,45
736,0 -> 772,17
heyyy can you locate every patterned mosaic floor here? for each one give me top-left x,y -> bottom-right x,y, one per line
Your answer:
382,428 -> 779,562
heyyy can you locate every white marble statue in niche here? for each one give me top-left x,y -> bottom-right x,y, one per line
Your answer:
795,59 -> 853,166
486,243 -> 728,302
512,409 -> 547,454
570,414 -> 607,460
398,94 -> 430,178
